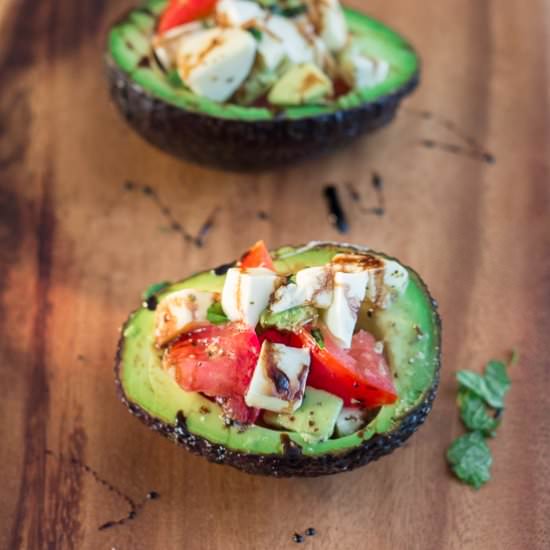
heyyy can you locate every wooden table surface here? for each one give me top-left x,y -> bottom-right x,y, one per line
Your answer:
1,0 -> 549,548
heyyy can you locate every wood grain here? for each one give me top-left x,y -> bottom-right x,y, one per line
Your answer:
1,0 -> 549,548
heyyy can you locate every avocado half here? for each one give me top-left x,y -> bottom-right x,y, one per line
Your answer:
115,242 -> 441,477
105,0 -> 420,170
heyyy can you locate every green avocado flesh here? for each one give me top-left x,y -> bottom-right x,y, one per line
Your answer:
107,0 -> 418,120
119,243 -> 439,457
263,388 -> 344,442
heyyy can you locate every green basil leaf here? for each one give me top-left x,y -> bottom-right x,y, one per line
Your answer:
311,328 -> 325,349
142,281 -> 170,300
456,362 -> 509,409
166,69 -> 184,87
207,302 -> 229,325
447,431 -> 492,489
458,389 -> 500,437
247,27 -> 263,41
260,306 -> 317,332
483,361 -> 511,407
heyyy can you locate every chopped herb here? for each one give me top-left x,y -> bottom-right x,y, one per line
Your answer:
458,389 -> 500,437
200,19 -> 214,29
447,432 -> 492,489
166,70 -> 184,87
260,306 -> 317,332
207,302 -> 229,325
280,5 -> 307,16
448,352 -> 517,489
311,328 -> 325,349
287,274 -> 297,284
247,27 -> 263,41
142,281 -> 170,301
456,359 -> 511,409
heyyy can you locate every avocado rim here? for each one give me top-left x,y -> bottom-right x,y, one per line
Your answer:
113,243 -> 441,477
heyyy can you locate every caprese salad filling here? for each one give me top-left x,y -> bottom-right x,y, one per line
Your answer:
151,0 -> 390,106
154,241 -> 409,440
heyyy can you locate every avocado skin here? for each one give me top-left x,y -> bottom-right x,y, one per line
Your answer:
105,57 -> 419,171
113,257 -> 440,477
116,368 -> 438,477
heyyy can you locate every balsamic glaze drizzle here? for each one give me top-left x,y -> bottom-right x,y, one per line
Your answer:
323,185 -> 349,233
212,261 -> 234,276
124,180 -> 193,242
345,173 -> 385,217
45,450 -> 160,531
144,295 -> 159,311
124,181 -> 220,248
194,207 -> 220,248
420,139 -> 495,164
404,108 -> 496,164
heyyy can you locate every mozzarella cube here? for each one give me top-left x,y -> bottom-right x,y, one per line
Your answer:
383,260 -> 409,293
331,252 -> 408,307
270,282 -> 306,313
155,289 -> 217,346
335,407 -> 368,437
318,0 -> 348,52
153,22 -> 204,69
257,32 -> 287,70
221,267 -> 281,327
296,266 -> 333,308
216,0 -> 266,27
245,341 -> 310,413
322,270 -> 368,348
364,259 -> 409,307
265,15 -> 314,64
340,48 -> 389,89
177,28 -> 257,102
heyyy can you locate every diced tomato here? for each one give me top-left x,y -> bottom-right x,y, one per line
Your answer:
217,395 -> 260,424
158,0 -> 218,33
166,322 -> 260,422
297,325 -> 397,408
257,328 -> 295,347
239,240 -> 275,271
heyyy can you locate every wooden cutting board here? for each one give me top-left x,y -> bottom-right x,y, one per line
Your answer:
1,0 -> 548,548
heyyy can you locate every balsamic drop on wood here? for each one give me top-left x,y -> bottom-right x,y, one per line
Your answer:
323,185 -> 349,233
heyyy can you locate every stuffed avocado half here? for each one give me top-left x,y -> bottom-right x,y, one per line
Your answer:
116,241 -> 440,477
106,0 -> 419,169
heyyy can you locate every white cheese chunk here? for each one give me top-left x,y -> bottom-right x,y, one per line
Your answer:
216,0 -> 266,27
177,28 -> 257,102
322,270 -> 368,348
257,32 -> 287,70
270,283 -> 306,313
335,407 -> 368,437
296,265 -> 334,309
153,22 -> 205,69
318,0 -> 348,52
265,15 -> 314,64
155,289 -> 217,346
331,253 -> 409,308
366,259 -> 409,307
383,260 -> 409,293
221,267 -> 281,327
245,341 -> 310,413
339,48 -> 389,89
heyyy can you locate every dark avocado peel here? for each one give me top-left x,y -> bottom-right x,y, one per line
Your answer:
115,242 -> 441,477
105,0 -> 420,169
